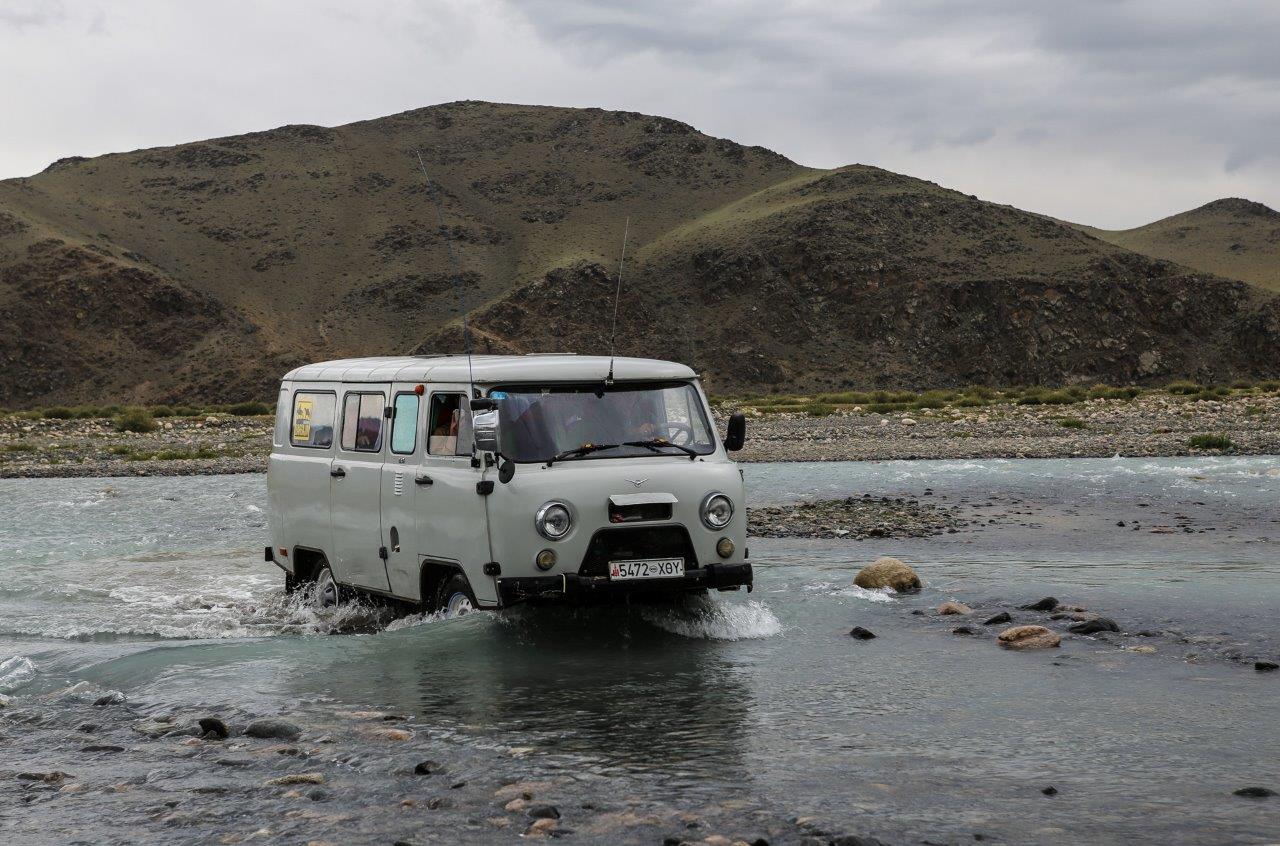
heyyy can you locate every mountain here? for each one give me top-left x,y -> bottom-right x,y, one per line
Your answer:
1,101 -> 1278,406
1079,198 -> 1280,294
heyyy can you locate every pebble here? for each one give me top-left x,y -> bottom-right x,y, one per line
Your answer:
952,626 -> 976,636
527,804 -> 561,819
245,719 -> 302,740
1255,661 -> 1278,673
1041,786 -> 1058,796
264,773 -> 325,786
848,626 -> 877,640
1233,787 -> 1276,798
937,601 -> 972,615
1021,597 -> 1058,611
983,612 -> 1012,625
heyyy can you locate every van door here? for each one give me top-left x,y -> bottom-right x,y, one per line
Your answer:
381,386 -> 425,599
417,387 -> 497,606
330,386 -> 392,592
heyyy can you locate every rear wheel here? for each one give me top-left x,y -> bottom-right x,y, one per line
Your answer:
313,564 -> 342,607
435,573 -> 476,618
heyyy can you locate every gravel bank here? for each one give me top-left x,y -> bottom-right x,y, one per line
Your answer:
2,393 -> 1276,478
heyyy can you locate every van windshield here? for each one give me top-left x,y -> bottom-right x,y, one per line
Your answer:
493,382 -> 716,463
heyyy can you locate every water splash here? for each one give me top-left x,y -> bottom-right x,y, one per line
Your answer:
0,655 -> 37,692
642,596 -> 782,641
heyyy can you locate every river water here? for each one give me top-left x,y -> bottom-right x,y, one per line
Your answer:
2,457 -> 1278,844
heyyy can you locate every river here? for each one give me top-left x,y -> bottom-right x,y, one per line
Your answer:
2,457 -> 1278,844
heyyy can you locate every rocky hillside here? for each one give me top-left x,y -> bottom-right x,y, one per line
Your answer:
2,101 -> 1278,405
1079,198 -> 1280,294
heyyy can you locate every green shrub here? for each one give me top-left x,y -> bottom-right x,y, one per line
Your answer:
804,403 -> 834,417
1245,406 -> 1265,417
224,401 -> 271,416
108,444 -> 133,455
954,396 -> 989,407
41,406 -> 77,419
150,405 -> 176,417
1188,433 -> 1233,450
114,408 -> 157,433
1166,380 -> 1203,395
1258,380 -> 1279,392
1057,418 -> 1087,429
1015,395 -> 1043,405
1041,391 -> 1081,405
1089,385 -> 1140,400
961,385 -> 999,399
1231,378 -> 1255,389
3,442 -> 37,452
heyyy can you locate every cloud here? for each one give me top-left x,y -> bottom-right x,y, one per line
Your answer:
0,0 -> 1276,227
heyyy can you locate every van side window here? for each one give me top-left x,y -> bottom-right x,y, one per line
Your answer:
274,388 -> 290,447
290,391 -> 336,449
390,393 -> 419,455
340,393 -> 386,452
428,394 -> 467,456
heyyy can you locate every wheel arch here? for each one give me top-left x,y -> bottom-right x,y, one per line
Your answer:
419,558 -> 468,610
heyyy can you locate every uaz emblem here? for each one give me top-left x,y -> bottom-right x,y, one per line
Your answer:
625,478 -> 648,487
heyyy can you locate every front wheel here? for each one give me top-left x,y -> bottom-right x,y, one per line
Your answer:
435,573 -> 477,618
313,564 -> 343,607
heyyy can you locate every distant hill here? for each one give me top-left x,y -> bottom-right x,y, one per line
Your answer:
1079,198 -> 1280,294
1,101 -> 1278,406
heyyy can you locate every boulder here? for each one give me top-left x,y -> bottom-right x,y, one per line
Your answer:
997,625 -> 1061,650
1068,618 -> 1120,635
1233,786 -> 1276,798
983,612 -> 1012,626
1256,661 -> 1279,673
937,601 -> 972,615
848,626 -> 877,640
853,557 -> 921,593
198,717 -> 229,739
1020,597 -> 1058,611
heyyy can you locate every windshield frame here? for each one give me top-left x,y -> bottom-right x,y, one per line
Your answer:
487,379 -> 718,464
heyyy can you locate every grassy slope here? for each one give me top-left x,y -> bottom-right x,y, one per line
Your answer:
1079,198 -> 1280,293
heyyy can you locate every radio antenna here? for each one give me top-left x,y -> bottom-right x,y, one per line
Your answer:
604,216 -> 630,385
414,150 -> 475,397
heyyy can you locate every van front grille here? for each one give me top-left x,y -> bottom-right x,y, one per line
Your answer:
578,526 -> 699,577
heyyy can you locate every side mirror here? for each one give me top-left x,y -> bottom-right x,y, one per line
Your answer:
472,409 -> 500,454
724,412 -> 746,452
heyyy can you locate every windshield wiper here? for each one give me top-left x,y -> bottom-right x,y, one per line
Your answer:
624,438 -> 699,460
546,443 -> 621,466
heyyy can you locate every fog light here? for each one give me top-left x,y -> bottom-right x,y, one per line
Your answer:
716,537 -> 735,559
536,549 -> 557,571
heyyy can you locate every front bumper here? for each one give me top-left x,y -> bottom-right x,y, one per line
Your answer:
496,562 -> 753,606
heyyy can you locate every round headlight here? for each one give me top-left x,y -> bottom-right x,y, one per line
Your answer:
535,502 -> 572,540
700,493 -> 734,530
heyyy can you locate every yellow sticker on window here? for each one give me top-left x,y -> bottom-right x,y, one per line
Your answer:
292,399 -> 314,442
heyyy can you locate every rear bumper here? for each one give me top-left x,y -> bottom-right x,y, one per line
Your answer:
496,562 -> 753,606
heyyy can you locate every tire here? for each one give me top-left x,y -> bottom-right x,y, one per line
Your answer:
284,572 -> 300,594
313,564 -> 343,608
435,572 -> 477,618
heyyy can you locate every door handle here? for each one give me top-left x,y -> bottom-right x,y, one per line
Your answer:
415,474 -> 433,486
330,467 -> 346,478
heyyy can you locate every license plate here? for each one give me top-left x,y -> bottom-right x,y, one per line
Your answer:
609,558 -> 685,580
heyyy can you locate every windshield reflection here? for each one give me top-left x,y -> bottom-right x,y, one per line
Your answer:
494,382 -> 715,462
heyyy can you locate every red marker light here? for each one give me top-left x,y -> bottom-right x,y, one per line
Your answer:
414,384 -> 425,395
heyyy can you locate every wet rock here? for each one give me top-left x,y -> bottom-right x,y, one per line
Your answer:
998,625 -> 1061,650
983,611 -> 1012,626
197,717 -> 229,739
952,626 -> 976,635
80,744 -> 126,753
245,719 -> 302,740
264,772 -> 324,786
308,787 -> 331,801
848,626 -> 877,640
527,804 -> 561,819
853,557 -> 921,593
1256,661 -> 1278,672
1128,646 -> 1157,654
1041,786 -> 1058,796
1233,786 -> 1276,798
215,757 -> 252,767
1068,618 -> 1121,635
829,836 -> 887,846
937,601 -> 972,615
1021,597 -> 1058,611
371,727 -> 412,741
413,760 -> 443,775
0,693 -> 9,708
93,692 -> 125,706
525,818 -> 558,837
17,771 -> 71,783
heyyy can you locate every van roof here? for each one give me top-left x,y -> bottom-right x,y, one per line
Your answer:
281,354 -> 697,384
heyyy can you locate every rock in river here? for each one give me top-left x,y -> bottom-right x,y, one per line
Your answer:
983,611 -> 1012,626
998,625 -> 1061,650
1233,786 -> 1276,798
245,719 -> 302,740
1256,661 -> 1278,673
1021,597 -> 1058,612
198,717 -> 229,739
848,627 -> 877,640
937,601 -> 972,615
1068,618 -> 1121,635
853,557 -> 921,593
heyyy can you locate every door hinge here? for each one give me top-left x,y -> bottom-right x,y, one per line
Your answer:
378,546 -> 388,560
476,480 -> 495,496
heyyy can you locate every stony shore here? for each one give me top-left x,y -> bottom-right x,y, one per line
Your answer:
1,393 -> 1276,479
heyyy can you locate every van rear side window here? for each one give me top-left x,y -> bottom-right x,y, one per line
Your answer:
390,393 -> 419,454
290,392 -> 335,448
341,393 -> 385,452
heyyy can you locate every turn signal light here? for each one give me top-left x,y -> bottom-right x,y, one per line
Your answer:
536,549 -> 557,570
716,538 -> 735,559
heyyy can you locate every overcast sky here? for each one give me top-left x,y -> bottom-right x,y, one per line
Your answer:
2,0 -> 1277,228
